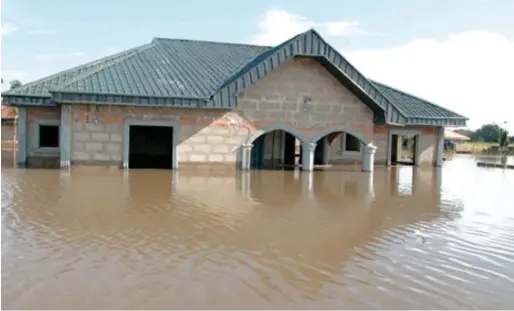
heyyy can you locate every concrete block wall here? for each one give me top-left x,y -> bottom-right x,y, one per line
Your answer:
69,104 -> 251,167
417,126 -> 437,166
1,124 -> 16,141
237,57 -> 375,140
373,126 -> 389,164
26,106 -> 60,157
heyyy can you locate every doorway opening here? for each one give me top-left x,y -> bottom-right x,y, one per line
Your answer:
391,134 -> 417,165
128,125 -> 174,169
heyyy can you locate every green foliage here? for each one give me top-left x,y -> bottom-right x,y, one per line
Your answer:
499,130 -> 509,148
471,124 -> 504,142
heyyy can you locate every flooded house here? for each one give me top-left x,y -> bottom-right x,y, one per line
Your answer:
1,29 -> 467,172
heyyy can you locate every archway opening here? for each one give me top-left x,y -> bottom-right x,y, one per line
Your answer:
250,130 -> 303,170
312,132 -> 364,168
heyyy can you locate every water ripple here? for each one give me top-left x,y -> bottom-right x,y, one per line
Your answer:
2,158 -> 514,309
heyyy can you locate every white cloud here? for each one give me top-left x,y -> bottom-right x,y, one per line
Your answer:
250,9 -> 514,132
1,23 -> 18,36
324,21 -> 373,37
35,52 -> 87,60
344,31 -> 514,132
250,8 -> 371,46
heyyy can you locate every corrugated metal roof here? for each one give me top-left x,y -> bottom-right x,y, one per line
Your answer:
371,81 -> 467,120
1,29 -> 468,125
3,45 -> 147,97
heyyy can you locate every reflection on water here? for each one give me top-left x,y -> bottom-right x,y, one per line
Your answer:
2,155 -> 514,309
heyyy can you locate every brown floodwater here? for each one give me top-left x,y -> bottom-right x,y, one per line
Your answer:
2,154 -> 514,309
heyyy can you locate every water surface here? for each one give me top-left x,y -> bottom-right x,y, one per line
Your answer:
2,154 -> 514,309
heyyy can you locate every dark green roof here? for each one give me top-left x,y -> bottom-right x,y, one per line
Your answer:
2,29 -> 467,127
371,81 -> 467,120
3,45 -> 146,98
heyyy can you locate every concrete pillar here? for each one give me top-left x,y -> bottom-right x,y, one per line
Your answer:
414,135 -> 421,167
434,127 -> 444,167
241,143 -> 253,170
60,104 -> 72,169
16,107 -> 28,168
361,143 -> 377,173
301,142 -> 316,172
386,131 -> 392,166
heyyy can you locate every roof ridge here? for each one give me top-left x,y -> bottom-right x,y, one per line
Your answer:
370,80 -> 467,119
152,37 -> 272,48
214,31 -> 306,92
51,44 -> 154,93
2,43 -> 151,97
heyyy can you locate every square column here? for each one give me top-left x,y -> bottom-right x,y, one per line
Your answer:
60,105 -> 72,169
16,107 -> 28,168
301,142 -> 316,172
241,143 -> 253,170
434,127 -> 444,167
361,143 -> 377,173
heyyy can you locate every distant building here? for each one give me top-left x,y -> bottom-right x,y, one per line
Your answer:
444,129 -> 470,150
1,29 -> 468,171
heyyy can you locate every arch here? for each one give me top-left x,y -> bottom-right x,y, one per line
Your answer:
244,123 -> 308,145
309,125 -> 371,145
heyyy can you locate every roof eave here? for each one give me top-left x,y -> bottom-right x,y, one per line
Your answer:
50,91 -> 215,108
406,117 -> 468,127
2,94 -> 53,106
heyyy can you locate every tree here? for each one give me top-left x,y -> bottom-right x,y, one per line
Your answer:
471,123 -> 503,143
9,80 -> 22,90
499,130 -> 509,148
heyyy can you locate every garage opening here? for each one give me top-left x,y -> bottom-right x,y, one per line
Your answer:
129,125 -> 174,169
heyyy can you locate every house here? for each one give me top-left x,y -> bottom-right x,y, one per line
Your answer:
1,29 -> 468,172
444,129 -> 471,150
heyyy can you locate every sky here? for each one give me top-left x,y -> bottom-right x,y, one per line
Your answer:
1,0 -> 514,132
